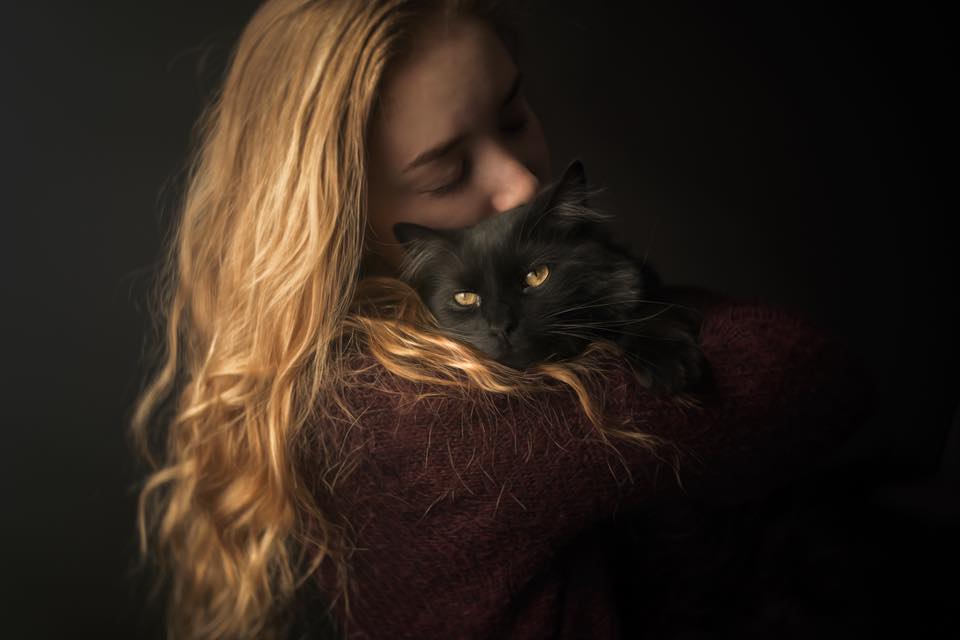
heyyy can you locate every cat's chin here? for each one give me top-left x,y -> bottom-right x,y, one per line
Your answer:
495,357 -> 530,371
493,351 -> 539,371
494,350 -> 575,371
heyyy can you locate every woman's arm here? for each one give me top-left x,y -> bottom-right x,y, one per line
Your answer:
314,293 -> 873,636
337,291 -> 873,547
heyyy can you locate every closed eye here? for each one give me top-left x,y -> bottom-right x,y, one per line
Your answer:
424,158 -> 470,197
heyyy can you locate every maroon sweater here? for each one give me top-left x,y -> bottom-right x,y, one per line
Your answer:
306,294 -> 873,639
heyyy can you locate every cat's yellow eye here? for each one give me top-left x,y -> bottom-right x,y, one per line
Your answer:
524,264 -> 550,288
453,291 -> 480,306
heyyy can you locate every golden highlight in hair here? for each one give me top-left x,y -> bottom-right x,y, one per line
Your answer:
128,1 -> 685,638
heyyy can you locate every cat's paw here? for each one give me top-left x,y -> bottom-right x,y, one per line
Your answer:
624,304 -> 707,396
635,338 -> 705,396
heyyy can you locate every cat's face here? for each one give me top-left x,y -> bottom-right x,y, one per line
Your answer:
393,160 -> 647,369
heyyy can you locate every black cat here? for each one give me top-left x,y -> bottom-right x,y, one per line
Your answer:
392,159 -> 704,394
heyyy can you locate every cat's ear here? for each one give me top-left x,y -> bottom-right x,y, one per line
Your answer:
393,221 -> 445,246
548,158 -> 588,209
533,159 -> 610,237
392,222 -> 450,283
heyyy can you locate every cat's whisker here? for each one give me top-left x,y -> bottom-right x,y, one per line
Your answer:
545,299 -> 681,321
540,292 -> 636,317
548,323 -> 691,343
553,317 -> 669,327
541,293 -> 677,316
542,299 -> 632,320
550,307 -> 694,329
551,317 -> 684,327
545,329 -> 596,342
544,297 -> 701,320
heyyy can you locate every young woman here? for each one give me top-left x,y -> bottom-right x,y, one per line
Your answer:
130,1 -> 872,638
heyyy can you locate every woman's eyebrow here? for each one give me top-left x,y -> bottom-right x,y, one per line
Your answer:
402,71 -> 523,175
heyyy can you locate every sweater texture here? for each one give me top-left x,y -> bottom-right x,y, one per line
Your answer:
299,293 -> 874,639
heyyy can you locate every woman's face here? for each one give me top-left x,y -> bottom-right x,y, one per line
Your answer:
364,14 -> 552,274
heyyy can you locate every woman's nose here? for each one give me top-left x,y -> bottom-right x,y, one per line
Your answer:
490,156 -> 540,214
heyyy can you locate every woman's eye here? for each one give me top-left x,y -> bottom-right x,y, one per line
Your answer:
453,291 -> 480,306
427,175 -> 463,196
524,264 -> 550,288
425,160 -> 469,197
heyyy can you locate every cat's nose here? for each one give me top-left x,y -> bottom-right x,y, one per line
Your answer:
489,317 -> 518,340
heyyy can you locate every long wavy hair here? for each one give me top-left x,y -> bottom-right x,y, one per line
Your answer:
129,1 -> 685,638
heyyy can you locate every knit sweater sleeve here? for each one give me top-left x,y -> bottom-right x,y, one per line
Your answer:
318,293 -> 874,636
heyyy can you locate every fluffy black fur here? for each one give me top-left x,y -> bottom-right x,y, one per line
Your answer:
393,159 -> 704,394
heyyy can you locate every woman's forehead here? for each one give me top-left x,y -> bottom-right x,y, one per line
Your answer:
370,14 -> 517,170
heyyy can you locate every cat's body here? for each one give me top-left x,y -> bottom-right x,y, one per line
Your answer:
393,160 -> 704,394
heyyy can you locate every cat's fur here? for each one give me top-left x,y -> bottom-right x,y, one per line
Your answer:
393,159 -> 704,394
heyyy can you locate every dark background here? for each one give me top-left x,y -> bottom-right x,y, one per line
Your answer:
3,0 -> 956,637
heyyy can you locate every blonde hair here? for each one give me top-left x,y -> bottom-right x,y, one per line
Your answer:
129,1 -> 683,638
